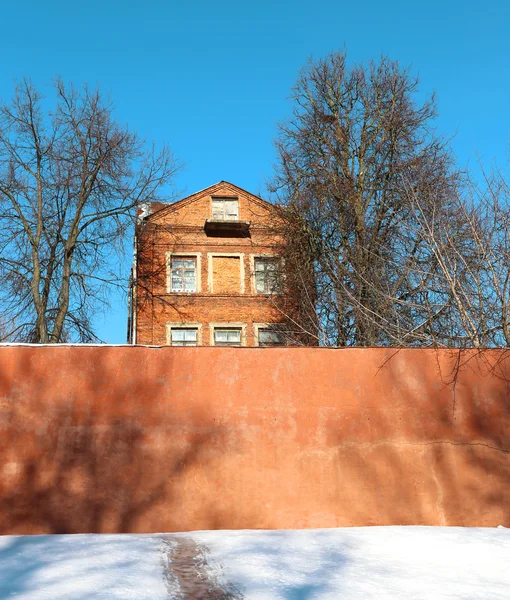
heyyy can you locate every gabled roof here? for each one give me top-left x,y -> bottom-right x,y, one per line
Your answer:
147,180 -> 275,222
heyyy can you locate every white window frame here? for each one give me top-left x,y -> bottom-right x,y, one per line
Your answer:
250,254 -> 282,294
211,196 -> 239,221
166,252 -> 202,293
166,322 -> 203,346
207,253 -> 245,294
209,322 -> 247,347
254,323 -> 286,347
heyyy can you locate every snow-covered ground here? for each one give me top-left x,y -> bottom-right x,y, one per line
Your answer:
0,527 -> 508,599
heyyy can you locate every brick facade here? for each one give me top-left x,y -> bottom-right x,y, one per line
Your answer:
130,181 -> 293,346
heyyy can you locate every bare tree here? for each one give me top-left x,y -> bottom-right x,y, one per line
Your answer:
270,51 -> 462,347
485,166 -> 510,346
0,79 -> 179,342
413,167 -> 510,349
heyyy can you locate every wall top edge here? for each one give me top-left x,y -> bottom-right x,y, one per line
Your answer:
0,343 -> 507,353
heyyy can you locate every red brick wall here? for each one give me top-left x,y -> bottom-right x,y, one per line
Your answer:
211,256 -> 241,294
134,183 -> 289,346
0,345 -> 509,534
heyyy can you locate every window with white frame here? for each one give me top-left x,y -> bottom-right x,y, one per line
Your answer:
170,328 -> 198,346
211,197 -> 239,221
258,328 -> 285,347
170,257 -> 196,292
213,328 -> 242,346
254,257 -> 281,294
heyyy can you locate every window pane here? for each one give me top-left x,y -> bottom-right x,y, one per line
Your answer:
256,258 -> 277,270
259,330 -> 273,343
214,329 -> 241,346
172,330 -> 185,341
254,258 -> 280,293
171,328 -> 197,346
171,273 -> 183,291
255,272 -> 266,293
259,329 -> 284,346
171,258 -> 196,268
212,199 -> 238,221
267,273 -> 278,292
212,200 -> 224,219
226,200 -> 238,220
170,257 -> 196,293
183,270 -> 196,291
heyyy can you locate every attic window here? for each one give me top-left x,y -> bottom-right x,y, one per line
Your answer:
212,197 -> 239,221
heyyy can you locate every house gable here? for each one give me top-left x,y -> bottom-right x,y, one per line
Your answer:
147,181 -> 277,228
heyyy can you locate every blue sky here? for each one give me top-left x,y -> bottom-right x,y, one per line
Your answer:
1,0 -> 509,342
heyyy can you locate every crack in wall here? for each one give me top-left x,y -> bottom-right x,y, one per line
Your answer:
316,439 -> 510,455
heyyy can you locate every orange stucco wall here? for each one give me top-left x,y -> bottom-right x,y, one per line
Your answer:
0,345 -> 509,534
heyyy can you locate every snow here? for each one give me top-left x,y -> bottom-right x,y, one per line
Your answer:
193,527 -> 510,599
0,535 -> 167,599
0,527 -> 509,599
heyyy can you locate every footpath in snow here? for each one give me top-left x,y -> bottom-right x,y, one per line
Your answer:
0,526 -> 508,599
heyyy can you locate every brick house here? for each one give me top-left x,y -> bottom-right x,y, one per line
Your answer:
128,181 -> 298,347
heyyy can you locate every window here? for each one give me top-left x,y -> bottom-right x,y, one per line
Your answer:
170,328 -> 198,346
214,328 -> 241,346
212,197 -> 239,221
171,257 -> 196,292
258,329 -> 285,347
254,257 -> 281,294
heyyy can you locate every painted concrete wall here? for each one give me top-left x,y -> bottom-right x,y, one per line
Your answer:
0,345 -> 509,534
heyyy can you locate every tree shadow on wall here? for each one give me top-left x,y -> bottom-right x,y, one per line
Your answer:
0,347 -> 234,535
0,410 -> 221,534
433,349 -> 510,525
325,348 -> 510,526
